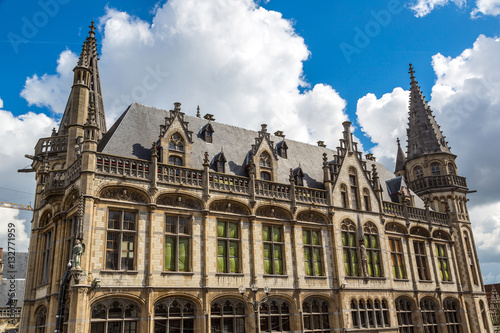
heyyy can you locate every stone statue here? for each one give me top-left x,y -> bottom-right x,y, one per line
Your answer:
73,239 -> 85,269
360,244 -> 369,277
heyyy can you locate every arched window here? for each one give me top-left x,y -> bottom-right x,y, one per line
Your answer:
36,307 -> 47,333
340,184 -> 348,208
169,133 -> 184,152
260,152 -> 271,168
395,297 -> 416,332
260,298 -> 291,332
414,166 -> 423,179
154,298 -> 196,332
363,222 -> 382,277
90,299 -> 140,333
447,164 -> 455,175
349,168 -> 359,210
436,243 -> 451,281
302,298 -> 332,332
41,229 -> 53,285
341,220 -> 359,277
168,156 -> 183,166
363,188 -> 371,211
210,299 -> 246,333
420,298 -> 438,333
443,298 -> 460,333
431,163 -> 440,176
351,298 -> 390,329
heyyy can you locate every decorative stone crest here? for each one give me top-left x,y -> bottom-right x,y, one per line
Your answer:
210,201 -> 249,215
157,195 -> 202,210
410,226 -> 430,237
385,223 -> 406,234
100,188 -> 148,203
297,211 -> 327,224
257,206 -> 291,220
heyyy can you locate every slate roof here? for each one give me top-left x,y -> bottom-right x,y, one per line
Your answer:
0,252 -> 28,307
98,102 -> 426,208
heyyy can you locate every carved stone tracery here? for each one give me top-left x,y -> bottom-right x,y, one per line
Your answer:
100,188 -> 148,203
297,211 -> 327,224
257,206 -> 291,220
157,195 -> 202,210
210,201 -> 249,215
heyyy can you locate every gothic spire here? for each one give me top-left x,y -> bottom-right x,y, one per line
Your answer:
395,138 -> 406,174
58,21 -> 107,140
406,64 -> 451,161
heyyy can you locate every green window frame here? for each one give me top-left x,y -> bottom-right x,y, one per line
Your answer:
436,243 -> 451,281
389,237 -> 407,279
414,240 -> 431,281
263,225 -> 284,275
364,222 -> 382,277
341,220 -> 359,277
106,210 -> 136,270
164,215 -> 191,272
217,221 -> 240,273
303,229 -> 324,276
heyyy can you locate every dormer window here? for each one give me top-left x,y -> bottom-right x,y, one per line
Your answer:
212,152 -> 226,173
414,166 -> 423,179
168,156 -> 183,166
293,167 -> 304,186
276,141 -> 288,159
431,163 -> 441,176
260,172 -> 271,181
169,133 -> 184,151
200,123 -> 214,143
260,152 -> 271,168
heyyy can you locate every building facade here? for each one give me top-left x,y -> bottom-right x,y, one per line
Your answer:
19,23 -> 493,332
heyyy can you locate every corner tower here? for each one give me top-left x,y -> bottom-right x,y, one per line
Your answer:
58,21 -> 106,165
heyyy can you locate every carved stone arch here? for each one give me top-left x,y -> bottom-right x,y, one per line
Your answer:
363,221 -> 379,234
209,200 -> 251,215
63,188 -> 81,211
385,222 -> 407,234
157,193 -> 202,210
99,186 -> 149,204
433,229 -> 451,240
302,295 -> 334,312
348,166 -> 357,175
257,205 -> 292,220
154,293 -> 203,310
297,210 -> 328,224
266,294 -> 298,313
90,294 -> 145,308
39,210 -> 53,229
341,219 -> 356,231
410,226 -> 430,237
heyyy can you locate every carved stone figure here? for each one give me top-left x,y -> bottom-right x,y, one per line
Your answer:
73,239 -> 85,269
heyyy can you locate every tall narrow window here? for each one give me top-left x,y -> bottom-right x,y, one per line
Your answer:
210,299 -> 246,333
351,298 -> 390,329
395,297 -> 415,333
363,189 -> 371,211
413,240 -> 430,280
217,221 -> 240,273
341,220 -> 359,276
169,133 -> 184,151
106,210 -> 136,270
443,298 -> 460,333
447,164 -> 455,175
303,229 -> 323,276
260,299 -> 291,332
389,238 -> 407,279
263,225 -> 284,275
414,166 -> 423,179
464,231 -> 479,285
154,298 -> 196,332
36,307 -> 47,333
431,163 -> 440,176
436,244 -> 451,281
165,215 -> 191,272
340,184 -> 348,208
364,222 -> 382,277
41,230 -> 53,284
303,298 -> 332,332
349,169 -> 359,210
91,300 -> 140,333
420,299 -> 438,333
259,151 -> 272,181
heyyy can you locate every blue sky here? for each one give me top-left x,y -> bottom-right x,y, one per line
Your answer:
1,0 -> 500,282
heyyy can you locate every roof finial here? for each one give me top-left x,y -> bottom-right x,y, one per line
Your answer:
397,137 -> 401,146
409,63 -> 416,82
196,105 -> 201,118
89,21 -> 96,37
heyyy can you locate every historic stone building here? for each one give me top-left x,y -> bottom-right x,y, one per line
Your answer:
19,23 -> 493,332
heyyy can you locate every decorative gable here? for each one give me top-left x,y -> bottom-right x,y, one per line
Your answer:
251,124 -> 278,160
159,102 -> 193,143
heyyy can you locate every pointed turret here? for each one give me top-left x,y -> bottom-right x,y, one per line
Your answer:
58,21 -> 106,141
394,138 -> 406,176
406,64 -> 450,161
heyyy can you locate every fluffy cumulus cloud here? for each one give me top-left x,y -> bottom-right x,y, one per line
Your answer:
20,0 -> 348,146
357,34 -> 500,282
0,209 -> 31,252
0,101 -> 57,251
20,50 -> 77,114
472,0 -> 500,16
409,0 -> 466,17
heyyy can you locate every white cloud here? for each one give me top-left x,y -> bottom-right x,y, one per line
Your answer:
409,0 -> 465,17
20,50 -> 77,114
0,97 -> 3,109
0,101 -> 57,252
21,0 -> 348,146
356,34 -> 500,282
472,0 -> 500,16
0,208 -> 30,252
